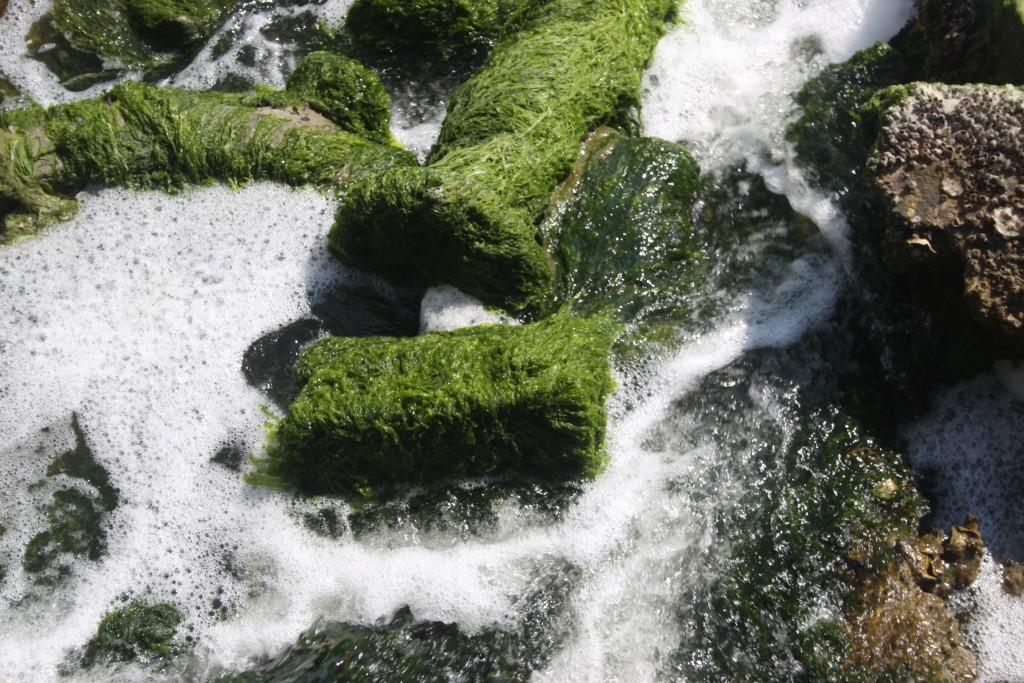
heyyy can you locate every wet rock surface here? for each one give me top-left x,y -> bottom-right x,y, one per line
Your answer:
870,83 -> 1024,342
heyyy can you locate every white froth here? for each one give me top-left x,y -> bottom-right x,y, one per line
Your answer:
899,362 -> 1024,682
419,285 -> 513,333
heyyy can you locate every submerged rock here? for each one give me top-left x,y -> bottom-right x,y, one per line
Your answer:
27,0 -> 240,88
216,558 -> 578,682
250,314 -> 618,496
22,414 -> 118,585
345,0 -> 517,69
544,129 -> 704,328
81,601 -> 187,669
331,0 -> 679,313
869,83 -> 1024,342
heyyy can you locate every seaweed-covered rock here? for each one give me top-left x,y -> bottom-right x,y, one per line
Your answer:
251,314 -> 618,496
266,51 -> 396,146
345,0 -> 514,67
28,0 -> 238,88
82,601 -> 186,668
0,78 -> 414,242
545,129 -> 703,324
869,83 -> 1024,341
217,558 -> 577,682
892,0 -> 1024,85
331,0 -> 678,313
788,42 -> 909,195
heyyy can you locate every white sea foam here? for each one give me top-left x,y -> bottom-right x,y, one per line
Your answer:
901,361 -> 1024,682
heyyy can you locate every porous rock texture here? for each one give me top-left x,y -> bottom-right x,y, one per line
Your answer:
870,83 -> 1024,341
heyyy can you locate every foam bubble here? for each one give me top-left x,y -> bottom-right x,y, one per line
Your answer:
419,285 -> 513,333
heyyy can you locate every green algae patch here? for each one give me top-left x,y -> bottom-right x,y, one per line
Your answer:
22,414 -> 118,584
249,51 -> 395,146
545,130 -> 704,327
331,0 -> 678,313
789,42 -> 909,195
26,0 -> 238,89
82,601 -> 187,668
345,0 -> 511,67
251,314 -> 619,496
0,80 -> 415,240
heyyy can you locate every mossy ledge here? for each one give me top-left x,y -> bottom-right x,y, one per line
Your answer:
250,314 -> 619,497
0,54 -> 414,242
330,0 -> 679,314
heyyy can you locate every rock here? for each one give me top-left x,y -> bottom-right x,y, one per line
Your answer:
0,73 -> 414,241
249,314 -> 619,496
892,0 -> 1024,84
869,83 -> 1024,342
330,0 -> 679,313
1002,561 -> 1024,595
845,555 -> 977,681
345,0 -> 513,68
544,129 -> 704,327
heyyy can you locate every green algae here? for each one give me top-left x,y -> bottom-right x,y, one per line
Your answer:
82,601 -> 187,668
789,42 -> 909,196
990,0 -> 1024,83
22,415 -> 118,584
248,51 -> 395,146
544,130 -> 704,328
0,77 -> 415,241
331,0 -> 678,313
32,0 -> 237,79
23,488 -> 105,580
250,314 -> 618,497
345,0 -> 511,67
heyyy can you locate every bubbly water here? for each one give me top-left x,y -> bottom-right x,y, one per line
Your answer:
1,0 -> 1021,680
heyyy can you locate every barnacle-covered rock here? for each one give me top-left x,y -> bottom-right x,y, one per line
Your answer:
869,83 -> 1024,341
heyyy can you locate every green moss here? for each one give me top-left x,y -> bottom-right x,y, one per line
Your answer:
251,314 -> 618,496
545,131 -> 703,327
345,0 -> 509,66
277,51 -> 394,145
0,81 -> 415,240
82,601 -> 186,668
331,0 -> 678,313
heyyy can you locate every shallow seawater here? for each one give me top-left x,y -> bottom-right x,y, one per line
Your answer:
1,0 -> 1021,680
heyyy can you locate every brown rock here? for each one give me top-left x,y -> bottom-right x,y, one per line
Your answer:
846,555 -> 977,681
870,83 -> 1024,342
1003,562 -> 1024,596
